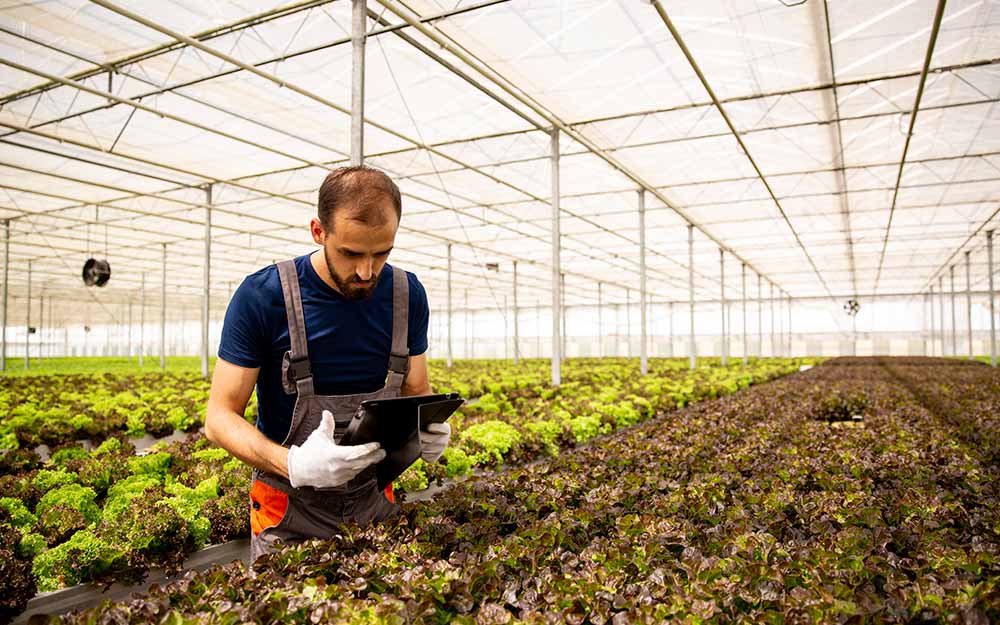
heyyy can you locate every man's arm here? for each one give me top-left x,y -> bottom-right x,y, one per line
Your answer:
401,352 -> 431,396
205,358 -> 289,478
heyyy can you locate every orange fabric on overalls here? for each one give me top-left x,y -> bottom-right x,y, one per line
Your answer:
250,479 -> 288,536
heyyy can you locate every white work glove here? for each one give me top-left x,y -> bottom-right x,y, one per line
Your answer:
419,422 -> 451,464
287,410 -> 385,489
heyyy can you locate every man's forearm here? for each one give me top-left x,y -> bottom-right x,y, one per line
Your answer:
206,408 -> 289,478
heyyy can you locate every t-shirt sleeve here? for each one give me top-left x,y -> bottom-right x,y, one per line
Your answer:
407,272 -> 429,356
218,277 -> 269,368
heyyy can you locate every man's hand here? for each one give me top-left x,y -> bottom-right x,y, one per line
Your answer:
419,422 -> 451,464
288,410 -> 386,489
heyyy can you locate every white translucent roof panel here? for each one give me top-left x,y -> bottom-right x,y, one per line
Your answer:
1,0 -> 998,312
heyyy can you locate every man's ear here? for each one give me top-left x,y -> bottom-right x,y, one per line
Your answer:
310,217 -> 325,245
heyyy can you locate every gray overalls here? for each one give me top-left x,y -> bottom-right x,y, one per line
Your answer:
249,260 -> 409,561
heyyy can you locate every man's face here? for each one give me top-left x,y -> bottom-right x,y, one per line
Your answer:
311,200 -> 398,301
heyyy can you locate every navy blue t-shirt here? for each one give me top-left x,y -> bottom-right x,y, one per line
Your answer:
218,255 -> 429,443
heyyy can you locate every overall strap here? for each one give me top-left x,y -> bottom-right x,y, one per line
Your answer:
385,265 -> 410,390
277,260 -> 315,397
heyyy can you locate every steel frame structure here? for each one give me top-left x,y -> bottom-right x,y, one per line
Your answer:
0,0 -> 997,369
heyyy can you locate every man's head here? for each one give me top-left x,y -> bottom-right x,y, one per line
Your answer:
310,166 -> 402,301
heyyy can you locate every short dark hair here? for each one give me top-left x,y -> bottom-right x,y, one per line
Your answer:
317,166 -> 402,230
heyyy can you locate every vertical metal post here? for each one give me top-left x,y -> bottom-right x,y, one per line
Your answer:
687,223 -> 695,370
513,260 -> 519,364
201,184 -> 212,378
928,285 -> 937,356
987,230 -> 996,366
938,276 -> 945,356
503,294 -> 509,361
126,296 -> 132,362
769,282 -> 775,358
668,301 -> 674,357
640,186 -> 648,374
965,250 -> 973,360
950,264 -> 957,357
1,219 -> 7,371
787,293 -> 792,357
625,287 -> 631,358
350,0 -> 366,166
25,260 -> 31,370
160,243 -> 167,370
774,287 -> 785,358
550,129 -> 561,385
464,289 -> 469,360
923,291 -> 930,356
38,295 -> 44,364
597,282 -> 603,358
446,243 -> 452,368
756,272 -> 763,357
561,272 -> 567,360
719,248 -> 726,365
741,263 -> 747,365
535,300 -> 540,359
139,273 -> 145,367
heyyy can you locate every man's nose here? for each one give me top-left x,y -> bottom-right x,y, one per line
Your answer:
356,260 -> 373,281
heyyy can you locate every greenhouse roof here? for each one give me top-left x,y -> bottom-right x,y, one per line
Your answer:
0,0 -> 997,324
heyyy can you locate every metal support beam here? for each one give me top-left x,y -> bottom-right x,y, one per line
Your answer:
446,242 -> 452,368
930,285 -> 936,356
503,294 -> 509,361
350,0 -> 366,165
787,293 -> 793,357
769,282 -> 776,358
551,129 -> 561,385
140,273 -> 145,367
950,265 -> 957,357
719,248 -> 726,365
535,300 -> 540,359
464,289 -> 469,360
201,184 -> 212,379
38,294 -> 43,364
651,1 -> 834,304
741,263 -> 748,366
938,276 -> 945,356
161,243 -> 167,370
668,301 -> 674,358
965,250 -> 973,359
597,282 -> 603,358
757,272 -> 762,358
25,260 -> 30,370
688,223 -> 695,370
625,287 -> 631,358
873,0 -> 948,293
513,260 -> 519,364
126,295 -> 132,362
1,220 -> 7,371
638,189 -> 647,375
561,272 -> 567,361
987,230 -> 996,366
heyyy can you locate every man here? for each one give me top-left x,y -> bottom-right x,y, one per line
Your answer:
205,166 -> 451,561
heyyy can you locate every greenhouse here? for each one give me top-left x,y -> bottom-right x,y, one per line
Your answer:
0,0 -> 998,623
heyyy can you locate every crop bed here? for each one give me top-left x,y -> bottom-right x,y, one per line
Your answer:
0,358 -> 807,619
12,357 -> 997,624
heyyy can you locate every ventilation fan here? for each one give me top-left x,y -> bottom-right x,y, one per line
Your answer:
82,258 -> 112,287
843,299 -> 860,317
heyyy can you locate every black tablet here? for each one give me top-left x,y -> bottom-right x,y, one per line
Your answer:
340,393 -> 464,489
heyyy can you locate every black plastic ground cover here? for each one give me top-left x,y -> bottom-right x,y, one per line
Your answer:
13,540 -> 250,624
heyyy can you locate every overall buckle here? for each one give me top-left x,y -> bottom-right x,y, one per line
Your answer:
387,351 -> 409,374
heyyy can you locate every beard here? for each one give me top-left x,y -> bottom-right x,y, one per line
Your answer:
323,247 -> 380,301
